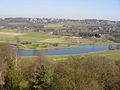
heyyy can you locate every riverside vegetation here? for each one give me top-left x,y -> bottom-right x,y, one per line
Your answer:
0,43 -> 120,90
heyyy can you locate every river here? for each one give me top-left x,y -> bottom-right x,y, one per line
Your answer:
0,40 -> 117,56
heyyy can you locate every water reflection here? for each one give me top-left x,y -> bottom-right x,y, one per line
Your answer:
108,45 -> 120,50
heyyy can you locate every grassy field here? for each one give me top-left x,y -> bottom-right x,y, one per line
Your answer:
0,26 -> 4,29
8,23 -> 27,25
63,21 -> 81,26
0,30 -> 59,41
0,29 -> 18,32
0,29 -> 120,45
39,35 -> 119,45
48,50 -> 120,60
18,32 -> 58,41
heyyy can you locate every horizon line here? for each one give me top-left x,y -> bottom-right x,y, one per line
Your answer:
0,17 -> 119,21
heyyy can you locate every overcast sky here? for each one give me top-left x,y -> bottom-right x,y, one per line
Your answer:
0,0 -> 120,21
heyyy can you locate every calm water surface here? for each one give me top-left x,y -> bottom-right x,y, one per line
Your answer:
0,40 -> 115,56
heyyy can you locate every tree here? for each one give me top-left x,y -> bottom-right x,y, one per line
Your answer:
0,57 -> 6,89
52,43 -> 58,47
29,65 -> 53,90
28,52 -> 54,90
4,57 -> 21,90
0,43 -> 13,89
0,43 -> 21,90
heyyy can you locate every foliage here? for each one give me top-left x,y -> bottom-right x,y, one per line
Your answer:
0,43 -> 21,90
29,65 -> 53,90
79,32 -> 101,38
4,58 -> 21,90
53,56 -> 120,90
0,43 -> 120,90
52,43 -> 59,47
27,52 -> 53,90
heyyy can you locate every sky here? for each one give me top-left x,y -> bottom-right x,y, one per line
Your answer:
0,0 -> 120,21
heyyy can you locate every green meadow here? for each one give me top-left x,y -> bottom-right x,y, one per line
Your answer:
48,50 -> 120,60
0,29 -> 120,45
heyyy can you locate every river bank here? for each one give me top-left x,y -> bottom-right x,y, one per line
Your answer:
21,50 -> 120,61
0,41 -> 77,50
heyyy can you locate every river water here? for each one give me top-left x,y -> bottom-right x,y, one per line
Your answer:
0,40 -> 116,56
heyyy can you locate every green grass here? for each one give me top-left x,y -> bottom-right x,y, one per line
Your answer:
0,29 -> 19,32
48,50 -> 120,60
0,29 -> 120,45
0,30 -> 59,42
8,23 -> 27,25
0,29 -> 22,41
19,32 -> 58,41
0,35 -> 16,41
0,26 -> 4,29
60,36 -> 119,45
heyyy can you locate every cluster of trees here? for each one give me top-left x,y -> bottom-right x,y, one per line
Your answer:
53,56 -> 120,90
108,33 -> 120,43
0,43 -> 120,90
79,32 -> 101,38
53,29 -> 102,38
20,41 -> 32,45
108,36 -> 120,43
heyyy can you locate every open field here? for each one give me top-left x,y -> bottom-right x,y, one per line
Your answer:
19,32 -> 58,41
63,21 -> 82,26
0,29 -> 120,45
48,50 -> 120,60
0,32 -> 25,36
8,22 -> 27,25
41,36 -> 119,45
0,29 -> 19,32
0,30 -> 59,41
0,26 -> 4,29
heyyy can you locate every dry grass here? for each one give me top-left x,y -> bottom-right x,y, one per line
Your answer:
40,38 -> 64,43
0,32 -> 25,36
